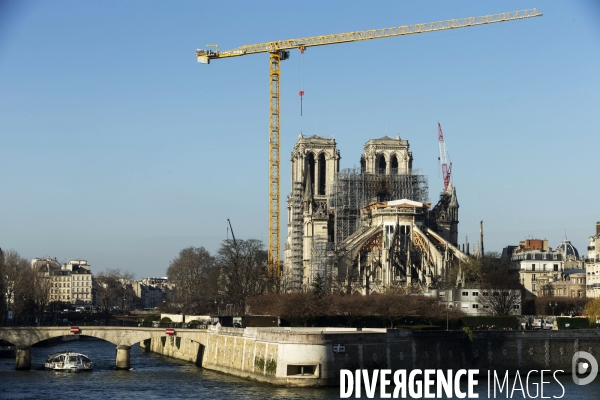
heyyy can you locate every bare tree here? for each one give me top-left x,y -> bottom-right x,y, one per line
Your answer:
476,259 -> 522,316
278,292 -> 322,327
0,248 -> 6,324
245,294 -> 281,315
30,266 -> 52,324
1,250 -> 33,323
95,269 -> 134,312
370,290 -> 423,328
333,294 -> 373,327
477,289 -> 521,315
166,246 -> 216,313
216,239 -> 268,313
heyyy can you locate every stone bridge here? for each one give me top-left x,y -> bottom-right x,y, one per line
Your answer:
0,326 -> 208,370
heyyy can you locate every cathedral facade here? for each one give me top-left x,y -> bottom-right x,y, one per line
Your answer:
283,133 -> 464,294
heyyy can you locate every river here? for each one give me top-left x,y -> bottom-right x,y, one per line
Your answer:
0,337 -> 597,399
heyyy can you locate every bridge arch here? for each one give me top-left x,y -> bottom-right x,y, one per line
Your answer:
0,326 -> 208,370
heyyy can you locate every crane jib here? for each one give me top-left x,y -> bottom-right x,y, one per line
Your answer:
196,9 -> 541,60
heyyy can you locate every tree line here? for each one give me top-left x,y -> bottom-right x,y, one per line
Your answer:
165,239 -> 270,315
0,248 -> 51,325
246,285 -> 465,328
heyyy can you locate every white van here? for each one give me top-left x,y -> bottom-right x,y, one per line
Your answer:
532,319 -> 553,330
75,307 -> 85,313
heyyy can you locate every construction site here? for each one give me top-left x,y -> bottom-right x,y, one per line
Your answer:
282,131 -> 468,294
195,9 -> 542,294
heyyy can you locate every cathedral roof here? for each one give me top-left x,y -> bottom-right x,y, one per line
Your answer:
297,133 -> 335,144
363,199 -> 430,211
387,199 -> 425,208
364,135 -> 409,147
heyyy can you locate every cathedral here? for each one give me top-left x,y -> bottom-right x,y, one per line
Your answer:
283,133 -> 466,294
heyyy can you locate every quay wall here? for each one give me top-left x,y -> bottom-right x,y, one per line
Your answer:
142,327 -> 600,387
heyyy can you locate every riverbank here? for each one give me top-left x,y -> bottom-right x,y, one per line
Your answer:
141,326 -> 600,387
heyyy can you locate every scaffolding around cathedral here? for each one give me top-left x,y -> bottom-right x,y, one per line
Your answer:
288,180 -> 304,291
309,238 -> 336,285
330,168 -> 429,246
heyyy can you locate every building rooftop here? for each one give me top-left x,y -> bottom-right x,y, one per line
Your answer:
556,239 -> 579,259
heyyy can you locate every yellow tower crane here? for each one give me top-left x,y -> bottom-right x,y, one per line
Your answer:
196,9 -> 542,283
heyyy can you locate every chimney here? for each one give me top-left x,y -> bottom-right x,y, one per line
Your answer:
596,221 -> 600,236
480,220 -> 485,257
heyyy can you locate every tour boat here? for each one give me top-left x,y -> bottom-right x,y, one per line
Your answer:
45,351 -> 93,372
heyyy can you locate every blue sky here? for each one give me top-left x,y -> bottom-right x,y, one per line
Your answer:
1,1 -> 599,278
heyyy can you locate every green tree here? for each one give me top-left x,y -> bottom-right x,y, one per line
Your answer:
584,297 -> 600,325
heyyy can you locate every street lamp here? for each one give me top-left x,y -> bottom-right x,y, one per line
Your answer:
446,290 -> 454,331
549,301 -> 557,316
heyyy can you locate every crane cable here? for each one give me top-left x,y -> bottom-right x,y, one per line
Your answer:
299,46 -> 305,116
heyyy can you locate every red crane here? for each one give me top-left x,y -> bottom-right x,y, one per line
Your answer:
438,122 -> 452,192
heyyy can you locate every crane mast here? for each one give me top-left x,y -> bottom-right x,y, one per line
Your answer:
438,122 -> 452,192
196,9 -> 542,286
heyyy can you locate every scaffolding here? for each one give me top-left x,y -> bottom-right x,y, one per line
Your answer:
330,168 -> 428,245
309,238 -> 336,285
287,180 -> 304,291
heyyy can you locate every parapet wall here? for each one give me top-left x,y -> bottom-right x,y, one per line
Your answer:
142,327 -> 600,387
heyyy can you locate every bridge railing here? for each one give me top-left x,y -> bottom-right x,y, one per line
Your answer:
1,321 -> 209,329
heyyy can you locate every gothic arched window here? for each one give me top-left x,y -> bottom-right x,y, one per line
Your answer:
318,153 -> 326,195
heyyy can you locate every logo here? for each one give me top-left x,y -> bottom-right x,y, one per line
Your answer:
572,351 -> 598,385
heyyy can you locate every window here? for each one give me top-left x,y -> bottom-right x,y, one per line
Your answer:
378,155 -> 387,175
462,291 -> 468,296
390,155 -> 399,174
472,292 -> 479,297
472,304 -> 479,309
532,274 -> 536,281
532,264 -> 536,271
318,153 -> 326,195
532,284 -> 537,292
543,264 -> 547,271
482,292 -> 489,296
554,264 -> 559,271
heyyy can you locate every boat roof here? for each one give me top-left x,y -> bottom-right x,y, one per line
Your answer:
47,351 -> 89,357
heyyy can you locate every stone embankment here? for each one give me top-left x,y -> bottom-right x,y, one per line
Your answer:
142,326 -> 600,387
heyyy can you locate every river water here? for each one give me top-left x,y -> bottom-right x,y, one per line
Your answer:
0,337 -> 598,399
